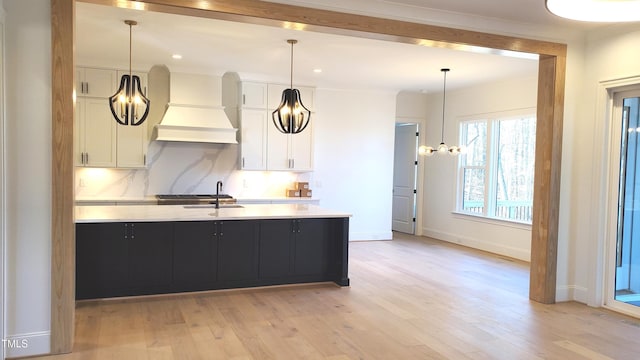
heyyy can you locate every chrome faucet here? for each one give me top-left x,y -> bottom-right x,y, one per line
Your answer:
215,180 -> 223,209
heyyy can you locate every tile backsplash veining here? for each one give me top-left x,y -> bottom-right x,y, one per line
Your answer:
75,141 -> 312,200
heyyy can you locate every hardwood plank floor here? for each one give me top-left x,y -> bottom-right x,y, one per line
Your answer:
28,233 -> 640,359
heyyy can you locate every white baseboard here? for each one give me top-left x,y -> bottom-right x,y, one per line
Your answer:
422,227 -> 530,261
349,231 -> 393,241
4,331 -> 50,358
556,284 -> 588,303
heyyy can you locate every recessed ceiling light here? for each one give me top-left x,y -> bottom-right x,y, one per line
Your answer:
313,68 -> 322,73
172,54 -> 182,60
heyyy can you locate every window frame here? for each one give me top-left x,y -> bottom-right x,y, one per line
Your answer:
456,108 -> 537,225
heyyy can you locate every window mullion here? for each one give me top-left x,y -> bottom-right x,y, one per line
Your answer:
485,119 -> 496,218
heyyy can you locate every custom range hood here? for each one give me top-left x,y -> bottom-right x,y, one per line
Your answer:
150,68 -> 237,144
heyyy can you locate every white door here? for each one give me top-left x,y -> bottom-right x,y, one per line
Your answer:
392,123 -> 418,234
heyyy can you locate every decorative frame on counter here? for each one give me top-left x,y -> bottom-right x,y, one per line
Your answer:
51,0 -> 566,354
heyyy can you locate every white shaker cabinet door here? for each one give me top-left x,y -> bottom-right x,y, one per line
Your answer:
239,109 -> 267,170
241,82 -> 268,109
289,122 -> 313,171
116,120 -> 147,168
266,117 -> 291,171
81,97 -> 117,167
77,67 -> 118,98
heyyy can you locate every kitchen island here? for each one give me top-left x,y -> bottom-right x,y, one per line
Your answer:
75,204 -> 350,300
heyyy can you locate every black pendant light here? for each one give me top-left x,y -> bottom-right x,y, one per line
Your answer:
109,20 -> 150,126
272,39 -> 311,134
419,68 -> 463,157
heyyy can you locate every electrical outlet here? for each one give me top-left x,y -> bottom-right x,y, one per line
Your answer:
127,175 -> 134,185
79,177 -> 86,188
243,179 -> 249,188
315,181 -> 322,188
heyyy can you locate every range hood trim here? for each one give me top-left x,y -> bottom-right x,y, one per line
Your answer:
152,124 -> 238,144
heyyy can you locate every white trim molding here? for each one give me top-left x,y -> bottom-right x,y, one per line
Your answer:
3,331 -> 49,358
592,75 -> 640,309
349,231 -> 393,241
422,227 -> 530,262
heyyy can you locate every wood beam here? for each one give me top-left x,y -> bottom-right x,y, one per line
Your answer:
530,54 -> 566,304
51,0 -> 75,354
79,0 -> 566,57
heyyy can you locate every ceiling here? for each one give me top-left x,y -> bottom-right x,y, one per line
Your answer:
75,1 -> 592,93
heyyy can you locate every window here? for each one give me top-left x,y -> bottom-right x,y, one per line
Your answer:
457,111 -> 536,223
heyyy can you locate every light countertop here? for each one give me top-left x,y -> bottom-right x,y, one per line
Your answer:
75,203 -> 351,223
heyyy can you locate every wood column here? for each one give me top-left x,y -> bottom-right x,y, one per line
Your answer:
51,0 -> 75,354
530,54 -> 566,304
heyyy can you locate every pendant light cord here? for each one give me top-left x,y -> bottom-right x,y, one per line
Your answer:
441,68 -> 448,143
129,22 -> 132,80
289,40 -> 295,90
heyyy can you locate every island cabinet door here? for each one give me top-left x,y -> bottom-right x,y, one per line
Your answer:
128,222 -> 174,294
217,220 -> 260,284
259,219 -> 294,279
172,221 -> 217,292
293,219 -> 330,277
76,222 -> 129,300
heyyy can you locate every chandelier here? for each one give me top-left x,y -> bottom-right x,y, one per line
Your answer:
419,68 -> 463,156
272,39 -> 311,134
108,20 -> 150,126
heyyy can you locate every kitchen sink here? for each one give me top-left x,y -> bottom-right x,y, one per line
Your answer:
183,204 -> 244,209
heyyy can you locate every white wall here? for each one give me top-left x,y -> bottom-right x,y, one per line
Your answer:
313,88 -> 396,240
574,24 -> 640,306
4,0 -> 51,357
421,74 -> 538,261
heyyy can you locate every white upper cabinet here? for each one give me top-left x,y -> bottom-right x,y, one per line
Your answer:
266,83 -> 314,172
234,80 -> 316,172
75,66 -> 148,168
240,82 -> 268,109
116,120 -> 147,168
266,117 -> 313,172
77,67 -> 118,98
76,97 -> 117,167
239,109 -> 268,170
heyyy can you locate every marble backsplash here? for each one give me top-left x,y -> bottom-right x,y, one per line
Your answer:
75,140 -> 312,199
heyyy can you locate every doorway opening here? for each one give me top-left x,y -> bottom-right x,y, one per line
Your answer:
392,123 -> 419,234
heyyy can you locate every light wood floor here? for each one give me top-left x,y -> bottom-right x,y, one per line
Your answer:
30,233 -> 640,360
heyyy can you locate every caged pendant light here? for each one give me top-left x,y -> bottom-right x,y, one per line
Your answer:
419,68 -> 464,157
272,39 -> 311,134
109,20 -> 150,126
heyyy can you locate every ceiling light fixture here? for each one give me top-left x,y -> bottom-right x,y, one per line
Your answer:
419,68 -> 463,157
272,39 -> 311,134
172,54 -> 182,60
546,0 -> 640,22
109,20 -> 150,126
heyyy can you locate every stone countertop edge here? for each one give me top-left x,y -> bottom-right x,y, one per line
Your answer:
75,203 -> 352,223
